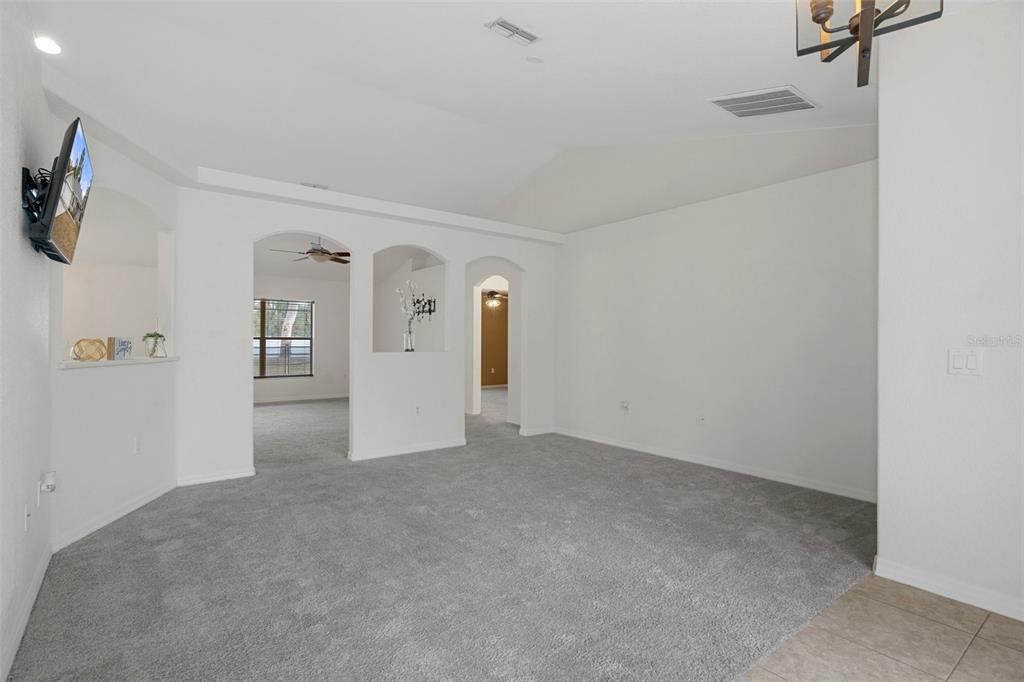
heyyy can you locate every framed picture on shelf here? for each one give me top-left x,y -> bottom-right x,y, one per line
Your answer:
106,337 -> 133,360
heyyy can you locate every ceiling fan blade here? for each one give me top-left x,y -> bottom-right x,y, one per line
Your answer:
292,256 -> 309,262
330,257 -> 350,264
270,249 -> 306,255
331,252 -> 351,258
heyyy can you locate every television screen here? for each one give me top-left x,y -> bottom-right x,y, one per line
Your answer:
29,118 -> 93,264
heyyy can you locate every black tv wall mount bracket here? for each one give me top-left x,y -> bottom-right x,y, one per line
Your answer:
21,166 -> 52,223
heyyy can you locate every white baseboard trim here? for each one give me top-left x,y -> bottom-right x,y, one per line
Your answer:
556,428 -> 876,503
1,547 -> 50,678
518,426 -> 553,437
349,437 -> 466,461
254,394 -> 347,405
177,468 -> 255,487
875,557 -> 1024,620
52,480 -> 177,552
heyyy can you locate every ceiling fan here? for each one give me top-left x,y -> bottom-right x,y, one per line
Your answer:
484,290 -> 507,308
270,238 -> 350,264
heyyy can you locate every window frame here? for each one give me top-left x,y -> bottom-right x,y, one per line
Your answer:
253,298 -> 315,379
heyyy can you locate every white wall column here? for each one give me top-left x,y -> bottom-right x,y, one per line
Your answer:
876,3 -> 1024,618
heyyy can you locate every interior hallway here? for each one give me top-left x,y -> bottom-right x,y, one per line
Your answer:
12,395 -> 873,680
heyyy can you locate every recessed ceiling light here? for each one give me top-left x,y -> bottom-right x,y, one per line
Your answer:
34,36 -> 62,55
526,56 -> 545,64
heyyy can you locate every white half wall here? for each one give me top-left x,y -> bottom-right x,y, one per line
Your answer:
876,3 -> 1024,619
174,187 -> 557,480
0,4 -> 55,675
556,161 -> 878,502
253,274 -> 350,403
51,362 -> 176,551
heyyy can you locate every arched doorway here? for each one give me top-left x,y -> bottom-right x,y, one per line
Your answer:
252,232 -> 352,469
466,257 -> 524,431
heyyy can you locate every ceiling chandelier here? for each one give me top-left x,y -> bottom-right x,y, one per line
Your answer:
484,291 -> 505,308
796,0 -> 943,87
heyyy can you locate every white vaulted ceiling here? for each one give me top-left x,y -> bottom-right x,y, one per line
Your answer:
28,1 -> 880,232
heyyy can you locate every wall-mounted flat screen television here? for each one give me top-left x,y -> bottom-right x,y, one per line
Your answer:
25,118 -> 93,264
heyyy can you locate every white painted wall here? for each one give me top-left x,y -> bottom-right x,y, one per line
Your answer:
557,162 -> 878,502
62,263 -> 158,358
253,274 -> 349,403
876,3 -> 1024,619
175,187 -> 558,481
373,256 -> 445,353
51,362 -> 176,551
0,4 -> 56,675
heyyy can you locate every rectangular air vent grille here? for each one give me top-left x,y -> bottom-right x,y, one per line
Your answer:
486,18 -> 540,45
709,87 -> 816,118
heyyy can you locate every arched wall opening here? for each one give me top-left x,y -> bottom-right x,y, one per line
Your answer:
252,231 -> 353,461
466,257 -> 524,429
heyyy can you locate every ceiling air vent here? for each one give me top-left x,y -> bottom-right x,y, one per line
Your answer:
486,18 -> 540,46
709,86 -> 816,118
299,181 -> 329,190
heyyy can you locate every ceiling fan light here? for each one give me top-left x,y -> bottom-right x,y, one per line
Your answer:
309,252 -> 329,263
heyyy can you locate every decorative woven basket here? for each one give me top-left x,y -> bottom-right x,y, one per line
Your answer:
72,338 -> 107,362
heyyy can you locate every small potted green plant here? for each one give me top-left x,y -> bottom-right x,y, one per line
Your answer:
142,331 -> 167,358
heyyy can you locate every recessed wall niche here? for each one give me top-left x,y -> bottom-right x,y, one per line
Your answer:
61,187 -> 173,359
372,245 -> 445,352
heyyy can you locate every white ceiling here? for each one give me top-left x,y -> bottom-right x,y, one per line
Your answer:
494,124 -> 878,230
254,234 -> 351,281
30,1 -> 879,232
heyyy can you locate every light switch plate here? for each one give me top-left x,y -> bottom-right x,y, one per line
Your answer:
948,349 -> 982,376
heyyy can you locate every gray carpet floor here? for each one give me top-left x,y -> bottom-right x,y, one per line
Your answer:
10,390 -> 875,681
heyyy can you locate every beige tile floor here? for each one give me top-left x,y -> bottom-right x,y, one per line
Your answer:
747,574 -> 1024,681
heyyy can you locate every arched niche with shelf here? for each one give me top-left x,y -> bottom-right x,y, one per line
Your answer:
372,245 -> 446,353
61,186 -> 174,361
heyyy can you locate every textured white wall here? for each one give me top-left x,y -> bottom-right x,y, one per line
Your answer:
0,4 -> 56,675
876,3 -> 1024,618
556,162 -> 879,502
253,274 -> 350,403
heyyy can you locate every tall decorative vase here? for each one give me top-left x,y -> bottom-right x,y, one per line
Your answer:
403,328 -> 415,352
